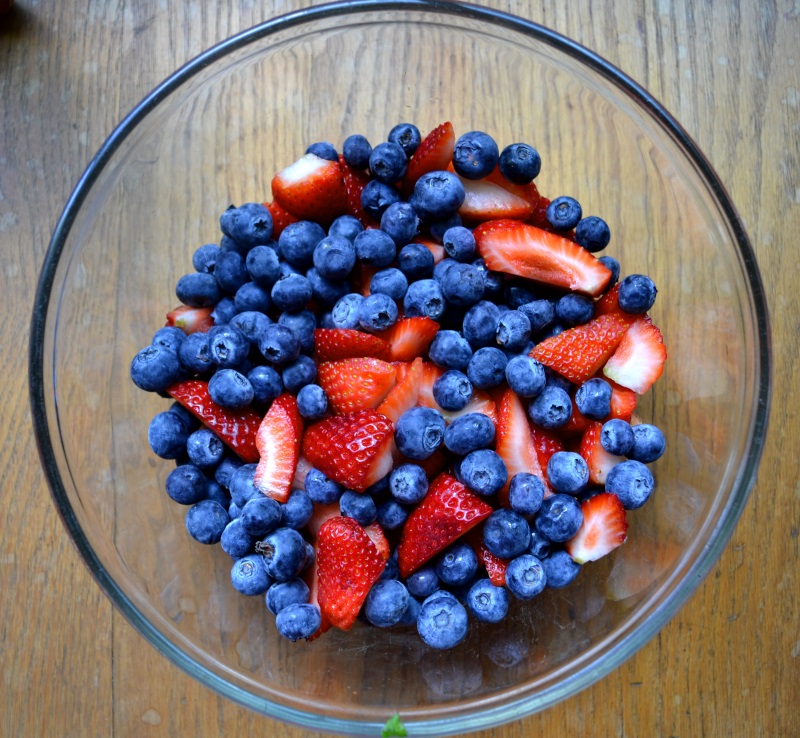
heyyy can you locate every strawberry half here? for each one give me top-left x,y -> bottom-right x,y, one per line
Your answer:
375,317 -> 440,362
474,219 -> 612,297
313,328 -> 392,363
271,153 -> 347,223
265,199 -> 299,239
458,176 -> 534,223
397,472 -> 493,578
302,409 -> 395,492
377,356 -> 423,424
317,357 -> 396,414
166,380 -> 261,462
400,121 -> 455,195
416,361 -> 444,408
316,516 -> 387,630
484,166 -> 542,208
338,155 -> 376,228
529,424 -> 565,481
594,284 -> 621,316
565,492 -> 628,564
166,305 -> 214,334
579,422 -> 623,485
603,316 -> 667,394
437,389 -> 498,426
413,236 -> 446,264
253,394 -> 303,503
530,313 -> 635,385
607,377 -> 638,421
476,539 -> 509,587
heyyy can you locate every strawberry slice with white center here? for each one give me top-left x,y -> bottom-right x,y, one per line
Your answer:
603,316 -> 667,394
458,176 -> 534,223
579,422 -> 624,485
271,153 -> 347,223
566,492 -> 628,564
317,357 -> 397,414
474,219 -> 613,297
375,316 -> 440,362
254,393 -> 304,503
484,165 -> 542,208
416,361 -> 444,409
438,389 -> 498,426
291,454 -> 312,491
166,305 -> 214,334
529,424 -> 565,492
313,328 -> 392,363
606,377 -> 638,421
338,155 -> 377,228
400,121 -> 456,195
377,356 -> 423,424
264,199 -> 299,239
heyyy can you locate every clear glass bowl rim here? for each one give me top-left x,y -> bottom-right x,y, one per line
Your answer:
28,0 -> 772,734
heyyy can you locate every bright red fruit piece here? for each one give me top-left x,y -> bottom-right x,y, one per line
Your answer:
484,166 -> 542,207
338,155 -> 377,228
416,361 -> 444,408
166,305 -> 214,334
166,380 -> 261,462
397,473 -> 493,578
375,316 -> 440,362
476,540 -> 509,587
377,356 -> 423,424
265,200 -> 299,239
317,357 -> 396,414
607,377 -> 638,421
594,284 -> 621,315
401,121 -> 456,195
413,237 -> 446,264
302,409 -> 395,492
316,516 -> 387,630
437,390 -> 498,426
603,316 -> 667,394
565,492 -> 628,564
529,425 -> 565,482
313,328 -> 392,363
579,422 -> 624,485
458,176 -> 534,223
253,394 -> 303,503
474,219 -> 613,297
271,153 -> 347,222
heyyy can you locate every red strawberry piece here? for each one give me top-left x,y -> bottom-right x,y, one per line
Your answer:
530,312 -> 636,385
357,263 -> 379,297
364,523 -> 391,561
579,422 -> 624,485
561,397 -> 591,436
594,284 -> 621,315
166,305 -> 214,334
457,176 -> 534,223
474,219 -> 612,297
529,424 -> 565,473
377,356 -> 423,424
416,361 -> 444,409
375,316 -> 440,362
304,555 -> 332,641
264,199 -> 299,239
400,121 -> 456,196
338,155 -> 378,228
302,409 -> 395,492
412,236 -> 446,264
313,328 -> 391,363
397,472 -> 493,578
608,379 -> 637,421
166,380 -> 261,462
484,165 -> 542,208
291,455 -> 312,491
437,389 -> 498,426
253,393 -> 303,503
271,153 -> 347,223
603,316 -> 667,394
565,492 -> 628,564
528,194 -> 551,230
317,357 -> 396,414
316,516 -> 387,630
306,501 -> 342,539
393,361 -> 410,383
476,540 -> 509,587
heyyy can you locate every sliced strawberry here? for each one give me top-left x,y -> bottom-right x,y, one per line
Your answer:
302,409 -> 395,492
603,316 -> 667,394
530,313 -> 635,384
393,361 -> 410,384
476,540 -> 509,587
316,516 -> 387,630
566,492 -> 628,564
400,121 -> 456,195
529,424 -> 565,476
579,422 -> 624,485
253,394 -> 303,503
377,356 -> 423,424
561,397 -> 591,436
484,166 -> 542,208
413,236 -> 446,264
306,502 -> 342,539
595,284 -> 621,315
317,358 -> 396,414
528,194 -> 551,230
304,555 -> 332,641
338,155 -> 377,228
364,523 -> 391,561
458,176 -> 534,223
313,328 -> 392,363
375,317 -> 440,362
474,219 -> 612,297
416,361 -> 444,409
607,378 -> 637,421
166,380 -> 261,462
271,153 -> 347,223
397,472 -> 493,578
291,455 -> 312,491
265,200 -> 299,239
166,305 -> 214,334
437,389 -> 498,426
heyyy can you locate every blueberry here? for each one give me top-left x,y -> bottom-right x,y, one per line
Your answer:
277,310 -> 315,354
462,579 -> 508,624
257,527 -> 308,582
276,603 -> 321,640
483,509 -> 531,558
278,221 -> 326,269
185,499 -> 230,544
281,355 -> 317,394
547,451 -> 590,495
435,543 -> 478,587
527,385 -> 572,428
433,257 -> 458,284
544,367 -> 574,393
629,424 -> 666,463
354,229 -> 397,269
230,554 -> 272,596
457,449 -> 508,496
381,202 -> 419,247
600,418 -> 635,456
258,323 -> 301,366
403,279 -> 446,321
331,293 -> 365,329
266,577 -> 310,615
575,377 -> 612,420
297,384 -> 328,420
518,299 -> 555,333
496,310 -> 532,352
131,345 -> 182,392
428,330 -> 473,371
342,134 -> 372,169
397,242 -> 434,281
498,142 -> 541,184
310,235 -> 355,280
541,550 -> 581,588
340,490 -> 377,526
214,454 -> 242,489
369,141 -> 408,184
376,500 -> 409,530
618,274 -> 658,314
304,468 -> 344,504
441,262 -> 485,308
462,300 -> 501,348
361,180 -> 401,220
575,216 -> 611,252
166,464 -> 208,505
214,250 -> 249,293
395,407 -> 445,460
389,464 -> 429,505
174,272 -> 222,308
240,496 -> 282,536
220,202 -> 273,249
358,292 -> 399,333
193,243 -> 220,273
232,282 -> 268,314
169,401 -> 200,433
606,459 -> 655,509
365,579 -> 411,627
534,494 -> 584,542
453,130 -> 499,180
556,294 -> 594,327
433,368 -> 474,411
229,463 -> 260,507
473,258 -> 504,300
505,554 -> 547,600
508,472 -> 545,516
205,480 -> 230,507
220,517 -> 255,558
429,213 -> 463,243
442,226 -> 476,262
528,530 -> 552,559
405,566 -> 439,598
307,268 -> 349,308
228,501 -> 242,519
271,274 -> 312,313
152,326 -> 186,354
244,244 -> 280,287
208,369 -> 253,408
186,428 -> 225,469
208,324 -> 250,368
504,356 -> 545,399
247,365 -> 283,404
503,284 -> 537,309
324,214 -> 361,242
411,170 -> 465,220
305,141 -> 338,161
369,268 -> 408,301
599,256 -> 621,287
416,594 -> 468,649
148,411 -> 189,459
467,347 -> 507,390
546,196 -> 582,231
443,412 -> 496,455
398,596 -> 422,626
388,122 -> 422,157
379,550 -> 400,582
280,490 -> 314,530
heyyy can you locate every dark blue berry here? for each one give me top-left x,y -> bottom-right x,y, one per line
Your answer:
395,407 -> 445,460
388,123 -> 421,157
342,134 -> 372,169
365,579 -> 411,627
185,499 -> 230,544
278,221 -> 326,269
312,235 -> 356,280
504,285 -> 538,309
508,472 -> 545,515
165,465 -> 207,505
467,347 -> 507,389
518,299 -> 555,333
266,577 -> 310,615
462,300 -> 501,348
305,141 -> 338,161
258,323 -> 301,365
483,509 -> 531,558
376,500 -> 409,531
541,550 -> 581,588
220,517 -> 255,558
411,170 -> 465,220
429,213 -> 462,243
361,180 -> 401,220
369,141 -> 408,184
453,130 -> 499,180
629,424 -> 666,463
403,279 -> 445,321
339,490 -> 377,526
281,355 -> 317,393
230,554 -> 272,596
271,274 -> 312,313
304,468 -> 344,504
233,282 -> 269,314
209,297 -> 236,325
131,345 -> 182,392
600,418 -> 635,456
354,228 -> 397,267
229,310 -> 268,347
534,494 -> 583,542
331,293 -> 364,329
498,143 -> 541,183
556,293 -> 594,326
245,244 -> 281,287
618,274 -> 658,314
214,454 -> 242,489
467,578 -> 509,623
405,566 -> 439,598
229,463 -> 260,507
527,385 -> 572,428
148,411 -> 189,459
381,202 -> 419,247
575,216 -> 611,252
599,256 -> 621,287
193,243 -> 220,273
433,370 -> 473,411
307,268 -> 349,308
505,355 -> 546,398
219,202 -> 273,250
546,196 -> 582,231
169,401 -> 200,433
435,543 -> 478,587
208,369 -> 253,408
328,214 -> 363,243
473,258 -> 504,299
528,530 -> 552,559
369,268 -> 408,301
205,479 -> 230,507
152,326 -> 185,354
441,262 -> 485,308
505,554 -> 547,600
280,490 -> 313,530
443,412 -> 495,455
457,449 -> 508,496
547,451 -> 590,495
358,292 -> 399,333
397,243 -> 434,281
442,226 -> 476,262
575,377 -> 612,420
247,365 -> 283,404
389,464 -> 428,505
416,595 -> 468,649
605,459 -> 654,510
208,324 -> 250,368
276,603 -> 321,641
186,428 -> 225,469
428,330 -> 473,371
257,527 -> 307,582
240,496 -> 282,537
297,384 -> 328,420
496,310 -> 532,352
277,310 -> 315,354
214,250 -> 249,294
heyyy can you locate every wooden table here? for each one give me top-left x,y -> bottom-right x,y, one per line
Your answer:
2,1 -> 797,735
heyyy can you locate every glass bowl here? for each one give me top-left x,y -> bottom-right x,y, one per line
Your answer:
29,1 -> 770,735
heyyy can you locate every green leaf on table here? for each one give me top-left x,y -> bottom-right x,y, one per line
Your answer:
382,712 -> 408,737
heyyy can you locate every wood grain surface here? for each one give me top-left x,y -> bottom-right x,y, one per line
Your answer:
1,1 -> 798,736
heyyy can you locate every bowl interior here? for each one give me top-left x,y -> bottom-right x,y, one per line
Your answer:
34,4 -> 768,735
